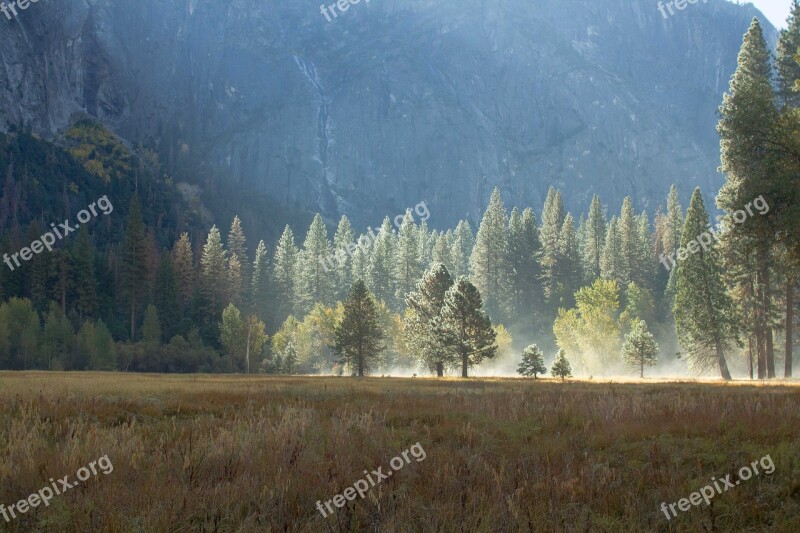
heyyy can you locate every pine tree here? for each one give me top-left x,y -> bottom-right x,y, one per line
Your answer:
540,187 -> 565,303
507,208 -> 542,322
251,240 -> 272,323
227,216 -> 249,304
619,196 -> 637,286
517,344 -> 547,378
557,213 -> 582,308
351,238 -> 370,289
437,277 -> 497,377
550,349 -> 573,380
777,1 -> 800,107
334,280 -> 385,376
417,220 -> 433,268
332,216 -> 355,301
71,225 -> 97,319
26,221 -> 49,311
141,304 -> 162,346
368,218 -> 397,308
717,18 -> 778,378
636,212 -> 655,291
155,252 -> 180,341
582,195 -> 606,284
171,232 -> 195,308
40,302 -> 73,370
405,263 -> 456,376
227,254 -> 242,307
432,232 -> 454,274
450,220 -> 474,278
622,319 -> 659,378
469,188 -> 510,319
674,189 -> 737,380
201,225 -> 227,326
600,216 -> 625,285
298,214 -> 335,313
121,194 -> 148,340
394,210 -> 422,305
273,225 -> 299,319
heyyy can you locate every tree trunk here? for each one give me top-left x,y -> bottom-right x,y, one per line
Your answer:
640,360 -> 644,379
761,263 -> 775,378
245,322 -> 252,374
766,327 -> 775,379
130,296 -> 136,341
436,362 -> 444,377
756,315 -> 766,379
461,353 -> 468,378
748,336 -> 754,380
787,281 -> 793,378
716,342 -> 732,380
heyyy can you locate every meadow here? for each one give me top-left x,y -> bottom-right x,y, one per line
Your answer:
0,373 -> 798,532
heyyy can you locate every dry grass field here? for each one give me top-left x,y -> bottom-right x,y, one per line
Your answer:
0,372 -> 798,532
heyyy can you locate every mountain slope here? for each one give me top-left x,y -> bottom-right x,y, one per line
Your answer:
0,0 -> 777,227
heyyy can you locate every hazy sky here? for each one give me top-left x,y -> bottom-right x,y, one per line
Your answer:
748,0 -> 791,28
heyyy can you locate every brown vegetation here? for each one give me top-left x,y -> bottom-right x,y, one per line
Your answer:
0,373 -> 798,531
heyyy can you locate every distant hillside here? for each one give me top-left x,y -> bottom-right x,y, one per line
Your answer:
0,0 -> 777,228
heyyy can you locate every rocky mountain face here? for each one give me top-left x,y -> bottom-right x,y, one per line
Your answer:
0,0 -> 776,228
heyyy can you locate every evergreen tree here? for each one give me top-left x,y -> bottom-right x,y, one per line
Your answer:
351,239 -> 370,290
227,216 -> 249,304
600,216 -> 625,285
622,319 -> 659,378
437,276 -> 497,377
717,18 -> 778,378
582,195 -> 606,284
636,212 -> 655,291
171,232 -> 195,308
200,225 -> 227,327
332,216 -> 355,301
227,254 -> 242,307
674,189 -> 737,380
121,194 -> 148,340
298,214 -> 335,313
507,208 -> 542,322
517,344 -> 547,378
540,187 -> 566,304
155,253 -> 180,341
405,263 -> 456,376
40,302 -> 73,370
557,213 -> 583,308
417,220 -> 433,268
450,220 -> 474,278
550,349 -> 573,380
92,319 -> 116,371
141,304 -> 162,346
273,225 -> 299,319
71,225 -> 97,319
619,196 -> 638,286
251,240 -> 272,323
27,221 -> 49,311
394,211 -> 422,305
469,188 -> 510,319
777,1 -> 800,107
368,218 -> 397,308
334,280 -> 385,376
432,232 -> 454,274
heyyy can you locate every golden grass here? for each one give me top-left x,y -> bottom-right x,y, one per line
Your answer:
0,372 -> 798,532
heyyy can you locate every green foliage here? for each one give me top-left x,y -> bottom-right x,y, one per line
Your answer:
553,278 -> 622,375
405,263 -> 456,375
517,344 -> 547,378
550,349 -> 573,380
437,277 -> 497,377
621,320 -> 659,378
334,280 -> 385,377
